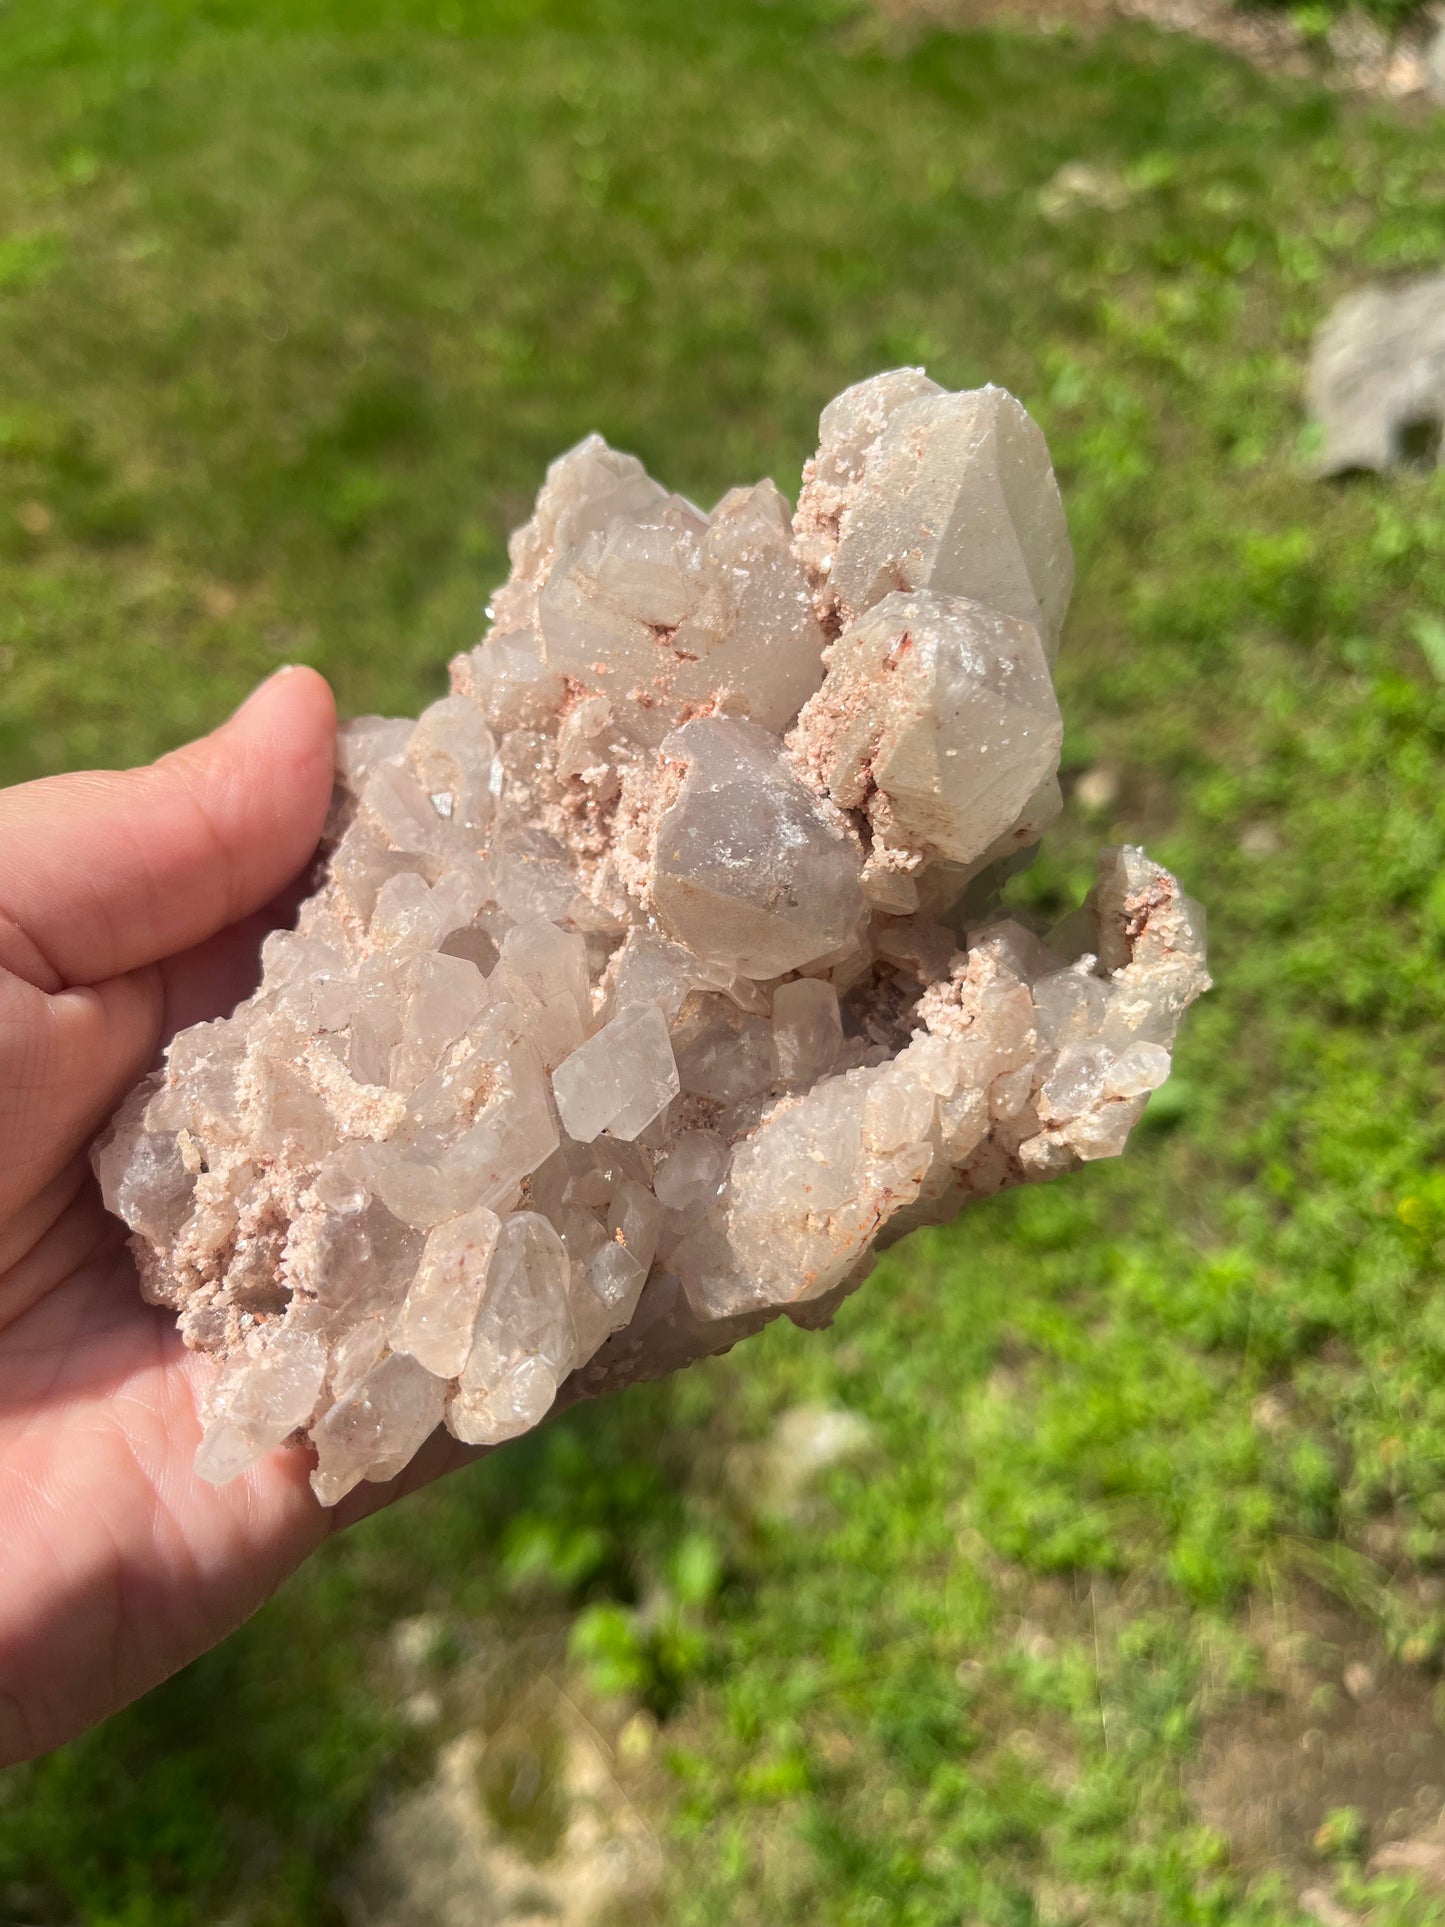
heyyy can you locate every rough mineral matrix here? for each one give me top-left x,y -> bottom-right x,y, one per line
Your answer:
95,370 -> 1210,1505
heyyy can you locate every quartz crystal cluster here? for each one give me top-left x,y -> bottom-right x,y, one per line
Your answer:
94,370 -> 1210,1505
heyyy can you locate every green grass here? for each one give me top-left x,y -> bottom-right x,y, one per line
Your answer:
1,1 -> 1444,1921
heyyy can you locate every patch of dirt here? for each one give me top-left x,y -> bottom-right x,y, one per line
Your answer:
1189,1584 -> 1445,1880
978,1560 -> 1445,1915
874,0 -> 1444,105
339,1670 -> 666,1927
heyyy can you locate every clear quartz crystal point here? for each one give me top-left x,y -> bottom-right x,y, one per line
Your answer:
94,370 -> 1208,1501
310,1352 -> 447,1505
450,1211 -> 576,1445
806,379 -> 1074,657
391,1206 -> 502,1377
195,1327 -> 328,1486
551,1004 -> 679,1144
789,591 -> 1063,869
652,718 -> 865,980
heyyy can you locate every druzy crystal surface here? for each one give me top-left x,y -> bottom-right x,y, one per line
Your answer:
94,371 -> 1210,1505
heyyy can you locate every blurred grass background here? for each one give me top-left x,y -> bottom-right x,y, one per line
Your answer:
1,0 -> 1444,1921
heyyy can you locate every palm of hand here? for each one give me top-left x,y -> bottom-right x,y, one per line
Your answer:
0,671 -> 443,1764
0,1059 -> 326,1768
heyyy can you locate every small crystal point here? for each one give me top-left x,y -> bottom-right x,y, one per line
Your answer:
552,1004 -> 679,1144
94,372 -> 1207,1501
310,1352 -> 446,1505
652,718 -> 865,980
195,1328 -> 328,1487
391,1206 -> 502,1378
450,1210 -> 574,1444
790,590 -> 1063,869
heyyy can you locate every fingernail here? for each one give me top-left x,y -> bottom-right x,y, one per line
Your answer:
227,665 -> 299,723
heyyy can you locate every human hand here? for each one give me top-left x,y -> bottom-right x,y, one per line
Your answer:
0,669 -> 472,1764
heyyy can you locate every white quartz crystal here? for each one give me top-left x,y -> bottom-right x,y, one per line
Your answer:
789,591 -> 1062,870
651,718 -> 865,979
551,1004 -> 679,1144
391,1206 -> 502,1378
799,379 -> 1074,656
93,370 -> 1209,1503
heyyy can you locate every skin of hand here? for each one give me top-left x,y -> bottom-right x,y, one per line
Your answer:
0,668 -> 478,1766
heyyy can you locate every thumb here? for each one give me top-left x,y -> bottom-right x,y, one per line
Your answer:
0,667 -> 337,992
